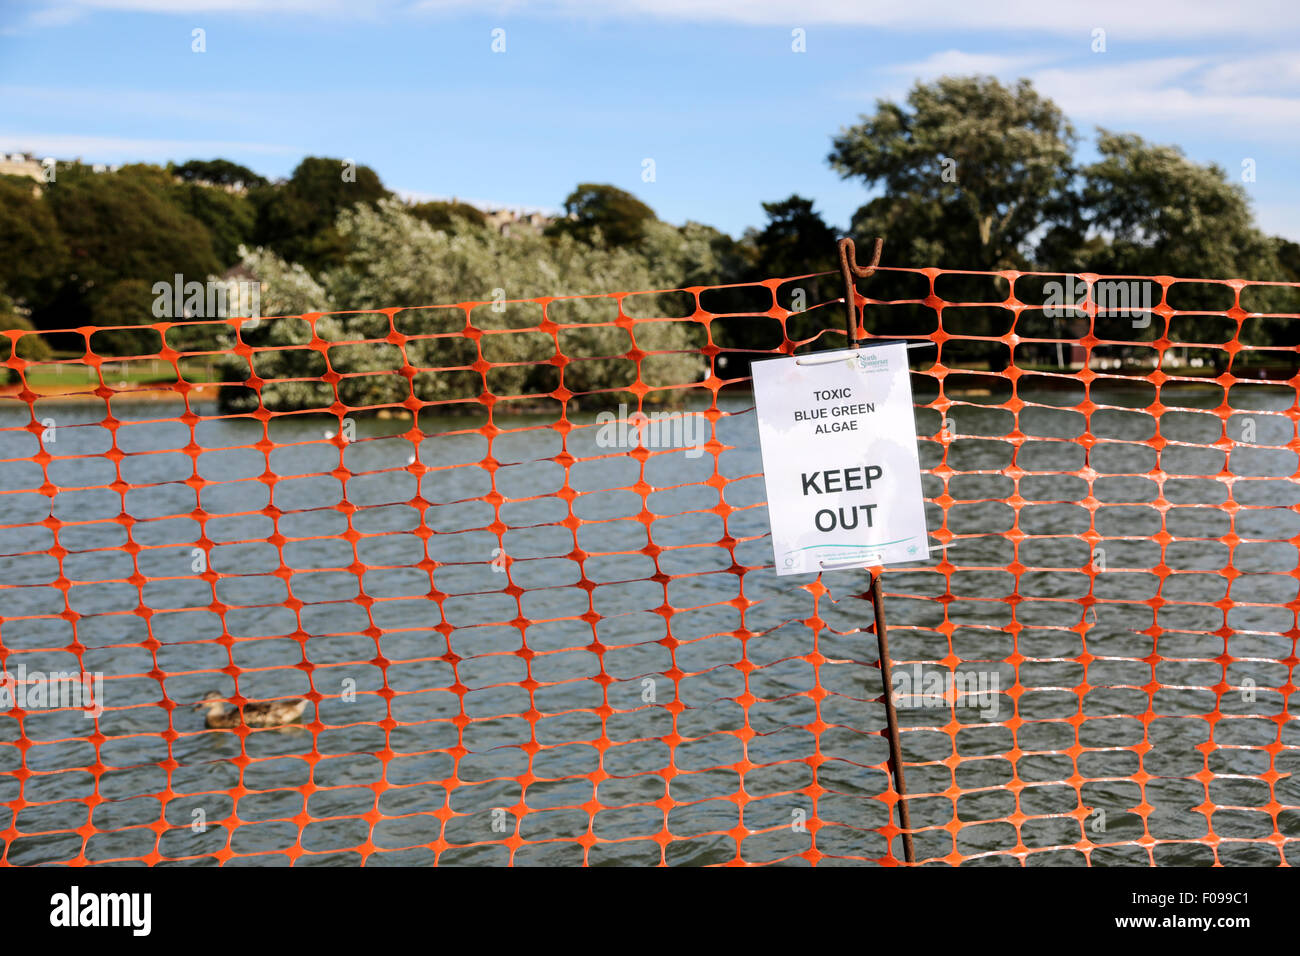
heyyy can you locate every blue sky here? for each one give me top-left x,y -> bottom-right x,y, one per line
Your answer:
3,0 -> 1300,245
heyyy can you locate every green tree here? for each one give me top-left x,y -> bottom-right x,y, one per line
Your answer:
251,156 -> 390,272
0,289 -> 53,370
753,195 -> 837,278
829,76 -> 1077,370
1277,240 -> 1300,282
639,219 -> 749,289
171,159 -> 267,189
171,182 -> 256,266
85,278 -> 160,356
113,163 -> 178,192
1071,131 -> 1277,279
221,200 -> 706,412
546,183 -> 657,247
1065,131 -> 1291,367
0,177 -> 67,309
751,194 -> 839,341
235,244 -> 329,317
408,200 -> 488,232
39,165 -> 220,347
829,76 -> 1076,271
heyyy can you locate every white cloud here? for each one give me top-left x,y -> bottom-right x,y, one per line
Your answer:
1027,56 -> 1300,136
888,50 -> 1047,77
69,0 -> 356,11
2,0 -> 372,32
16,0 -> 1300,37
22,5 -> 84,27
0,5 -> 82,34
856,51 -> 1300,142
0,85 -> 267,127
1037,55 -> 1209,91
417,0 -> 1299,38
0,132 -> 293,160
1202,54 -> 1300,95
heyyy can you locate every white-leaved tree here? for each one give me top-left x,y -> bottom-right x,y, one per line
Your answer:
221,200 -> 708,411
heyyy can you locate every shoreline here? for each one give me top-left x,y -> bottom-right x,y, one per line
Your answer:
0,383 -> 223,404
0,370 -> 1278,408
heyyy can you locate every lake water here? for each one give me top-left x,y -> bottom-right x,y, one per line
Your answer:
0,375 -> 1297,866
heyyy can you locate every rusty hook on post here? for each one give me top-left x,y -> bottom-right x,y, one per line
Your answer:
837,236 -> 883,350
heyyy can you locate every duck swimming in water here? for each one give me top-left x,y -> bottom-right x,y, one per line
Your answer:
193,691 -> 310,729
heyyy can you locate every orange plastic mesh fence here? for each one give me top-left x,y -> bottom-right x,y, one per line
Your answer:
1,267 -> 1298,867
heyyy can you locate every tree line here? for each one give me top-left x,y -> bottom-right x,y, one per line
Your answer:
1,75 -> 1296,405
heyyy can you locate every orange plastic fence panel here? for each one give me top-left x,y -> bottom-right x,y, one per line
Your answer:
0,267 -> 1297,866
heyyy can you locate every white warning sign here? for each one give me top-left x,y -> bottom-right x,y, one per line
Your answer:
752,342 -> 928,575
